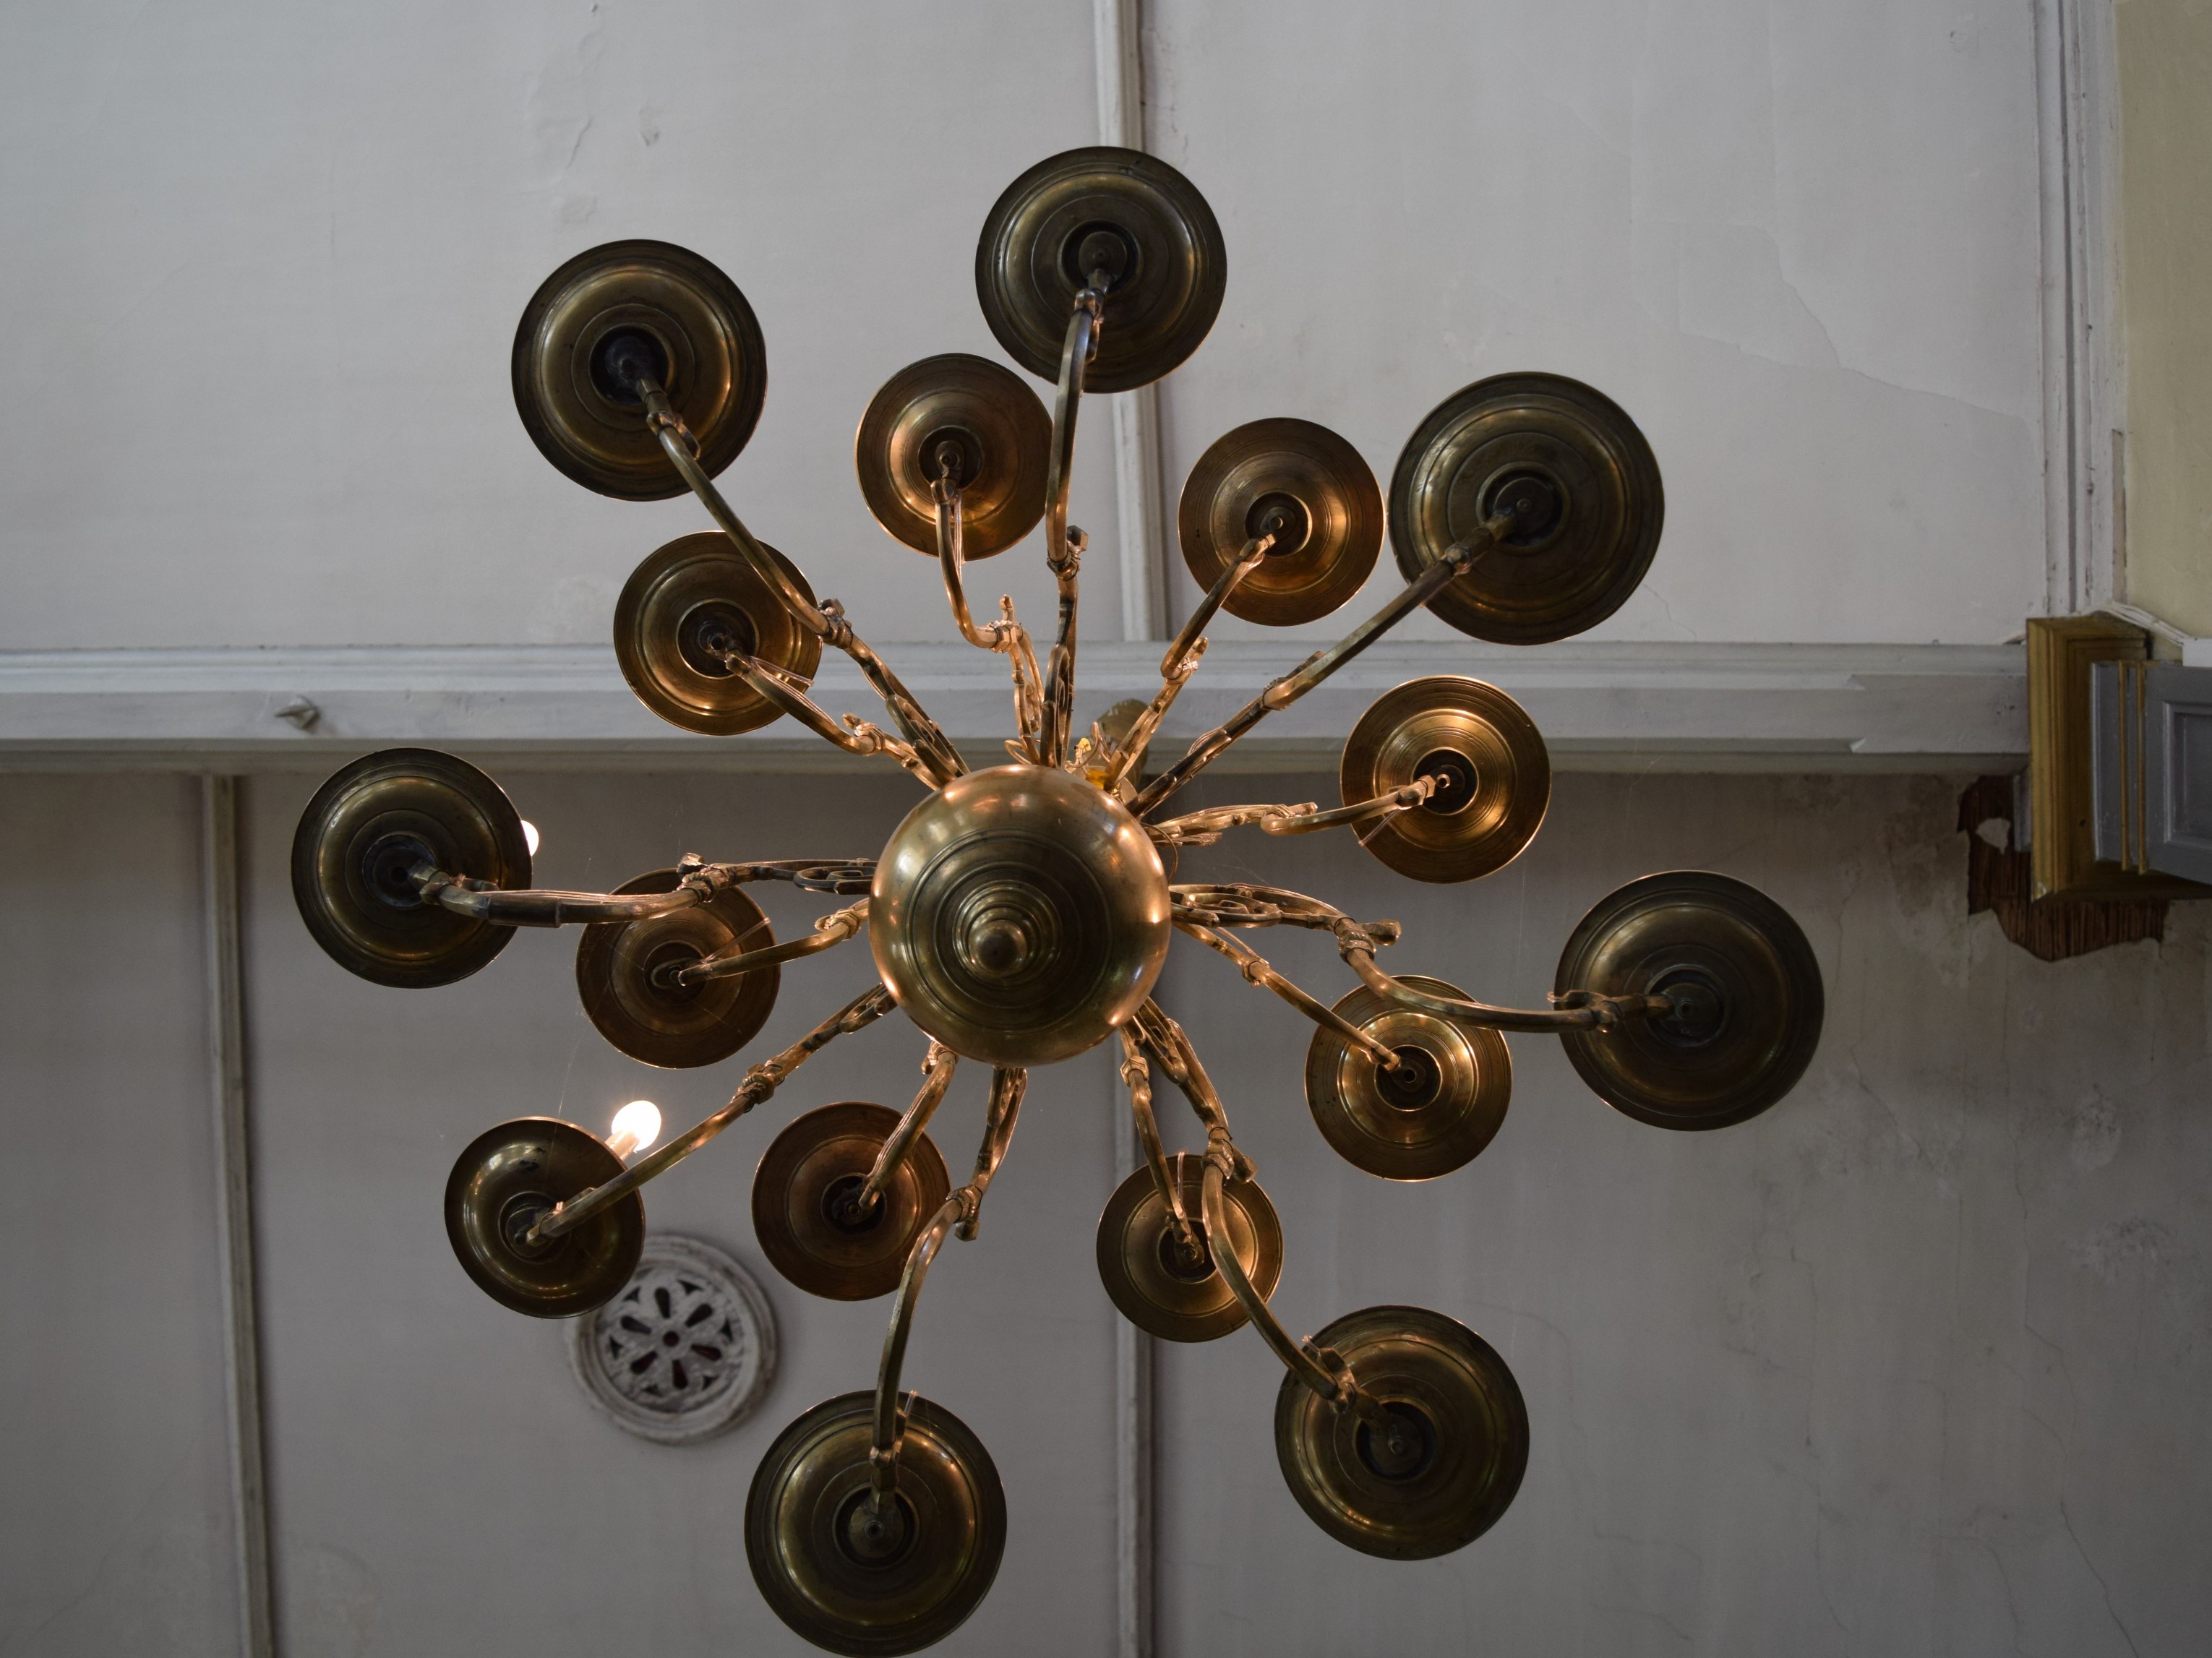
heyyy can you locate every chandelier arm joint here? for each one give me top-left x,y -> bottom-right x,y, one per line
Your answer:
1117,1027 -> 1199,1252
814,604 -> 967,786
672,898 -> 868,987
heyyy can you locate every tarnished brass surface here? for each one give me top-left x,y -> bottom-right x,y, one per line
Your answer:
1096,1151 -> 1282,1342
1390,373 -> 1662,643
614,533 -> 823,734
746,1391 -> 1005,1656
1304,976 -> 1511,1180
1274,1305 -> 1528,1559
976,147 -> 1225,393
1555,872 -> 1823,1130
1340,676 -> 1550,884
871,765 -> 1170,1066
857,354 -> 1050,559
574,869 -> 778,1068
753,1103 -> 952,1302
292,748 -> 531,988
512,240 -> 766,499
444,1117 -> 643,1318
1178,418 -> 1383,626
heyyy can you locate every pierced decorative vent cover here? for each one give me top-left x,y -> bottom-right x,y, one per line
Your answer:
568,1235 -> 778,1444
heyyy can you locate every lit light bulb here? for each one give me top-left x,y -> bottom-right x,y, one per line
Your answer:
520,820 -> 541,856
606,1099 -> 661,1161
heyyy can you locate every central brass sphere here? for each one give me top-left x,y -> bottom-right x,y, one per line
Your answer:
871,765 -> 1170,1067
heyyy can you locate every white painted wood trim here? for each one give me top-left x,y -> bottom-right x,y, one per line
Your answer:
2037,0 -> 2125,615
1095,0 -> 1169,644
202,776 -> 274,1658
0,640 -> 2026,774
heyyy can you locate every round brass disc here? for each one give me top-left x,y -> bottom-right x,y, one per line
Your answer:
746,1390 -> 1006,1656
1341,676 -> 1551,884
1554,871 -> 1823,1130
856,354 -> 1050,559
1304,976 -> 1512,1180
1094,1152 -> 1284,1342
1178,418 -> 1384,626
613,533 -> 823,735
291,748 -> 532,988
975,147 -> 1226,393
443,1117 -> 643,1318
511,239 -> 766,500
753,1104 -> 953,1301
870,765 -> 1171,1067
1274,1305 -> 1529,1560
1389,373 -> 1663,643
573,869 -> 779,1068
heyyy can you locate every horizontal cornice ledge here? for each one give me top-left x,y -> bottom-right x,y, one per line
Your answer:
0,640 -> 2025,774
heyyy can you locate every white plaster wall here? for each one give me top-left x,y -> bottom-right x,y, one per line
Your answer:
1,0 -> 2044,654
0,776 -> 243,1657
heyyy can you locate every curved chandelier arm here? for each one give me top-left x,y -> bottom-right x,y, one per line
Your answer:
816,602 -> 967,787
932,475 -> 1047,760
1118,1027 -> 1199,1252
1173,921 -> 1406,1073
868,1192 -> 964,1503
636,376 -> 827,637
1042,290 -> 1104,594
1200,1142 -> 1384,1427
956,1066 -> 1026,1242
722,651 -> 937,783
1148,781 -> 1436,850
415,855 -> 878,927
1098,532 -> 1275,792
1042,526 -> 1084,768
1335,929 -> 1672,1034
672,899 -> 869,987
856,1041 -> 959,1209
1128,1002 -> 1253,1177
527,984 -> 897,1244
1170,882 -> 1392,937
867,1063 -> 1028,1502
1130,523 -> 1506,820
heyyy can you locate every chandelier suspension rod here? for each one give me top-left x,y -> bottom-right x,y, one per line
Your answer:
527,984 -> 896,1243
1130,521 -> 1509,819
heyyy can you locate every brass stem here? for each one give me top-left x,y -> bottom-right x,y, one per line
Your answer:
1039,288 -> 1105,767
867,1064 -> 1027,1502
856,1041 -> 958,1208
1339,937 -> 1672,1033
672,899 -> 868,987
1173,920 -> 1405,1072
932,471 -> 1046,758
1099,533 -> 1273,793
528,984 -> 896,1242
413,852 -> 866,927
1199,1142 -> 1383,1425
1118,1027 -> 1199,1252
1131,524 -> 1506,820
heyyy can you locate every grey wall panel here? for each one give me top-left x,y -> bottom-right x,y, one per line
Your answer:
0,775 -> 241,1657
243,768 -> 1120,1657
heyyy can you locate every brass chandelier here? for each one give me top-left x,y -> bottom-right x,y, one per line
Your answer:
291,148 -> 1825,1652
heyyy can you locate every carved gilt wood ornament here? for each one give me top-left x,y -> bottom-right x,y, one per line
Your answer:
293,147 -> 1825,1654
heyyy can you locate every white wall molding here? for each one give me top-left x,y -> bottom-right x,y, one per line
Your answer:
0,640 -> 2025,775
2037,0 -> 2125,614
1094,0 -> 1169,645
202,776 -> 274,1658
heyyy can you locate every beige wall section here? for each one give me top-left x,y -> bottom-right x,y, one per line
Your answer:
2117,0 -> 2212,635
